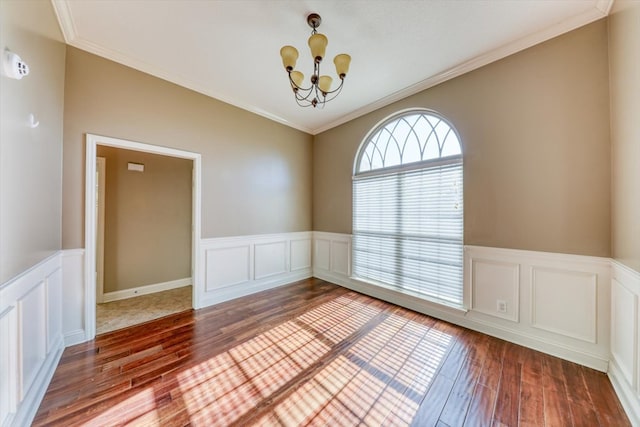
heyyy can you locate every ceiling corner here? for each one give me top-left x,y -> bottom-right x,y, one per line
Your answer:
596,0 -> 615,15
51,0 -> 77,43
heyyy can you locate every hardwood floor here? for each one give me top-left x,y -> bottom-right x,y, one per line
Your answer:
34,278 -> 630,426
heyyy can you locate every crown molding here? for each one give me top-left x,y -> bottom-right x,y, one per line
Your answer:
51,0 -> 77,43
596,0 -> 615,14
310,1 -> 613,135
51,0 -> 613,136
49,1 -> 313,134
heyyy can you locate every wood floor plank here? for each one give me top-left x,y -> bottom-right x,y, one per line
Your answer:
543,389 -> 574,427
493,363 -> 521,426
519,380 -> 544,427
464,384 -> 496,427
410,374 -> 455,426
438,356 -> 482,427
33,278 -> 630,427
562,360 -> 592,407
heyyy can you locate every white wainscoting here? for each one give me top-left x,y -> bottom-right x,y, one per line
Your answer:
465,246 -> 611,371
313,233 -> 612,372
313,232 -> 352,280
198,232 -> 312,308
609,261 -> 640,426
13,237 -> 636,426
61,249 -> 86,346
471,259 -> 520,323
0,253 -> 65,427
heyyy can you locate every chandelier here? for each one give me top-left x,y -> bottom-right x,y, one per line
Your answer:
280,13 -> 351,108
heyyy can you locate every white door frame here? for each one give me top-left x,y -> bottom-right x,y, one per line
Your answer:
84,133 -> 202,341
96,156 -> 106,304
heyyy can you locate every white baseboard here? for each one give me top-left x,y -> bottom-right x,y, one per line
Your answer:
609,357 -> 640,426
199,269 -> 312,308
64,329 -> 87,347
101,277 -> 191,303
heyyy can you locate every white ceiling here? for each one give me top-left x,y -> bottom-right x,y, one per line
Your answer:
52,0 -> 612,135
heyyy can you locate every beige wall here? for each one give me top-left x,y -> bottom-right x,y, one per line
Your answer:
609,2 -> 640,272
97,146 -> 192,292
0,1 -> 66,284
314,19 -> 611,257
63,47 -> 313,249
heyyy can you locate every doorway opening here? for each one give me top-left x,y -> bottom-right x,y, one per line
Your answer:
85,134 -> 202,340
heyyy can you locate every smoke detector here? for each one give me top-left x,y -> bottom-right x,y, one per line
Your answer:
3,49 -> 30,80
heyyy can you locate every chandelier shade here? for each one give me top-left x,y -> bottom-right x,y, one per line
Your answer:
279,46 -> 299,71
318,75 -> 333,93
280,13 -> 351,108
334,54 -> 351,78
308,33 -> 328,62
290,71 -> 304,89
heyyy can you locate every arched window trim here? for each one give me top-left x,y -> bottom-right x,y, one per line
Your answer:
353,108 -> 463,178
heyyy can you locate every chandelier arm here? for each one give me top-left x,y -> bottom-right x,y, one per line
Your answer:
325,77 -> 346,95
294,92 -> 314,103
293,85 -> 316,103
289,75 -> 345,107
294,97 -> 315,107
287,72 -> 313,92
317,78 -> 344,103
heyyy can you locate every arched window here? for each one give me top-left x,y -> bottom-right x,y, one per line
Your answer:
352,110 -> 464,308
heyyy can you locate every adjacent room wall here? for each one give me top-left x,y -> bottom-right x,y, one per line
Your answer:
96,146 -> 192,293
609,3 -> 640,273
313,19 -> 611,257
62,47 -> 313,249
0,0 -> 66,284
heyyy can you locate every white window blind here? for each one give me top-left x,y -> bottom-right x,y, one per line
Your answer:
353,161 -> 463,307
352,110 -> 464,308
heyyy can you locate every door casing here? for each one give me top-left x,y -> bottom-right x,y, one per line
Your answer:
84,133 -> 202,341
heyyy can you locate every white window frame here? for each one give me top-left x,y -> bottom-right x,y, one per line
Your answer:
352,109 -> 465,309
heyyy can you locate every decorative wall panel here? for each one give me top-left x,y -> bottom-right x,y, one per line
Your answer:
205,245 -> 251,291
290,239 -> 312,272
19,282 -> 47,399
531,267 -> 597,343
331,241 -> 350,276
314,239 -> 331,271
0,254 -> 64,426
471,259 -> 520,322
255,241 -> 287,280
609,261 -> 640,426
